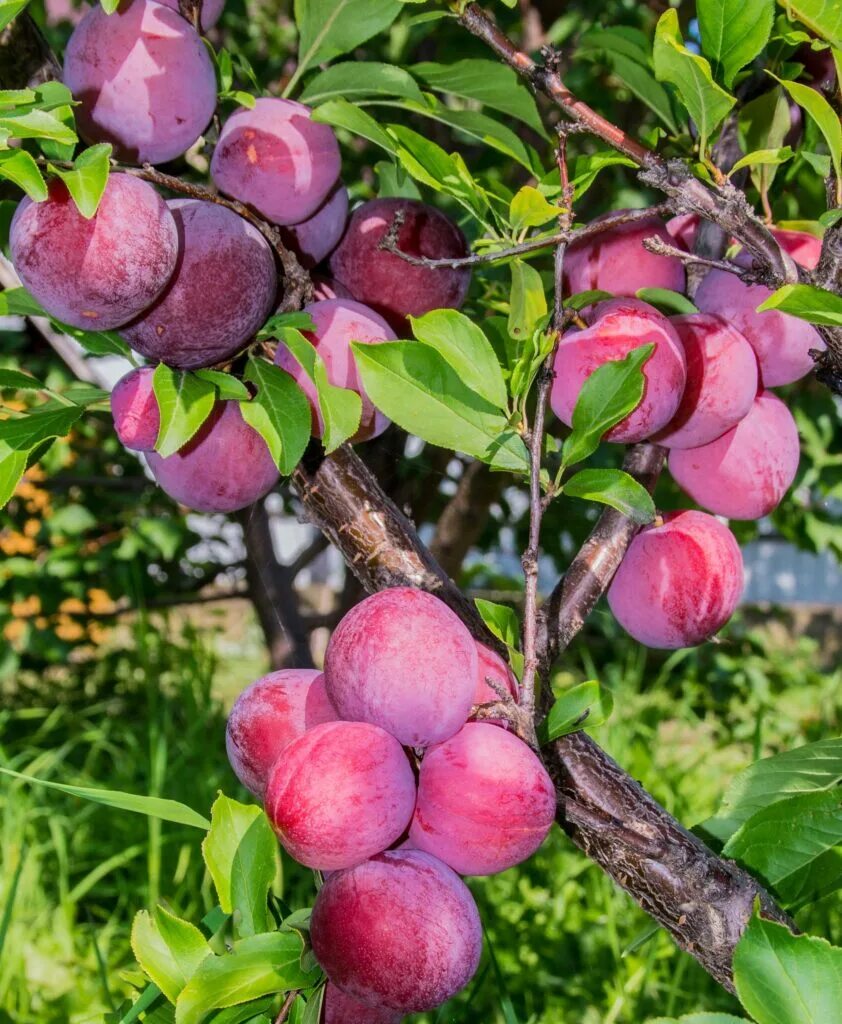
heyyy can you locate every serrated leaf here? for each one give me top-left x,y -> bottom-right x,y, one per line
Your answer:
474,598 -> 520,649
48,144 -> 112,219
193,370 -> 251,401
311,98 -> 397,155
653,8 -> 736,152
152,366 -> 217,459
0,107 -> 77,144
539,679 -> 613,743
0,441 -> 29,507
201,795 -> 276,938
508,259 -> 547,342
352,341 -> 529,472
563,467 -> 656,523
0,0 -> 29,31
240,358 -> 311,475
561,344 -> 654,467
409,309 -> 507,410
132,908 -> 211,1004
776,847 -> 842,911
0,403 -> 82,450
568,151 -> 638,199
0,368 -> 44,391
300,62 -> 424,105
0,149 -> 47,201
783,0 -> 842,47
756,282 -> 842,326
773,75 -> 842,186
733,912 -> 842,1024
697,0 -> 775,88
60,324 -> 132,358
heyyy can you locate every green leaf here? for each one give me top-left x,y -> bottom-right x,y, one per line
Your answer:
201,795 -> 276,938
210,1000 -> 275,1024
697,0 -> 775,87
508,259 -> 547,342
0,441 -> 29,508
733,912 -> 842,1024
563,468 -> 656,523
300,62 -> 424,105
240,358 -> 311,475
653,9 -> 736,151
539,680 -> 613,743
132,908 -> 211,1003
257,312 -> 317,339
635,288 -> 699,315
739,88 -> 792,198
509,186 -> 560,233
0,149 -> 47,201
193,370 -> 251,401
409,310 -> 507,410
756,282 -> 842,326
0,0 -> 29,31
288,0 -> 402,94
300,986 -> 325,1024
565,289 -> 614,311
705,737 -> 842,843
0,90 -> 36,106
388,124 -> 487,218
352,341 -> 529,472
411,59 -> 546,135
474,598 -> 520,650
776,847 -> 842,911
647,1015 -> 750,1023
152,365 -> 217,459
0,765 -> 210,829
48,144 -> 112,219
561,344 -> 654,467
60,324 -> 132,359
0,403 -> 82,450
728,146 -> 794,175
606,53 -> 681,134
0,107 -> 77,144
0,368 -> 45,391
568,151 -> 638,199
723,789 -> 842,887
278,329 -> 361,454
175,933 -> 318,1024
311,98 -> 397,155
773,75 -> 842,186
783,0 -> 842,47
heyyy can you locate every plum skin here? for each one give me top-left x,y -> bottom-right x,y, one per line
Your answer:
121,198 -> 277,370
669,391 -> 800,521
111,367 -> 159,452
146,400 -> 280,513
473,642 -> 519,728
211,98 -> 341,226
280,184 -> 349,269
322,984 -> 402,1024
311,849 -> 482,1014
63,0 -> 217,165
328,198 -> 471,332
607,510 -> 744,649
10,175 -> 178,330
264,721 -> 416,871
225,669 -> 336,798
274,298 -> 396,442
550,298 -> 687,444
653,313 -> 759,449
410,722 -> 556,876
323,587 -> 477,748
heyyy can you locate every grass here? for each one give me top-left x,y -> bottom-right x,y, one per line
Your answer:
0,608 -> 840,1023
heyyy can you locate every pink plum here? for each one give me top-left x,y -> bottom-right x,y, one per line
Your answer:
311,849 -> 482,1014
211,98 -> 341,225
225,669 -> 337,798
653,313 -> 758,449
10,175 -> 178,330
473,642 -> 519,728
323,984 -> 402,1024
280,184 -> 349,269
410,723 -> 556,876
264,721 -> 416,871
607,510 -> 744,649
669,391 -> 800,520
111,367 -> 159,452
324,588 -> 477,748
550,298 -> 687,443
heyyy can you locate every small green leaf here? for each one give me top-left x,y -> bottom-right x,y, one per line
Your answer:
0,149 -> 48,201
635,288 -> 699,315
0,441 -> 29,508
474,598 -> 520,650
728,146 -> 794,175
0,368 -> 45,391
509,186 -> 560,233
563,468 -> 656,523
48,144 -> 112,219
0,403 -> 83,450
697,0 -> 775,88
193,370 -> 251,401
300,985 -> 325,1024
773,75 -> 842,187
756,283 -> 842,326
0,107 -> 77,144
152,365 -> 217,459
257,311 -> 317,339
241,358 -> 311,475
311,98 -> 397,155
300,61 -> 424,105
0,0 -> 30,32
565,289 -> 614,311
131,908 -> 211,1003
538,679 -> 613,743
508,259 -> 548,341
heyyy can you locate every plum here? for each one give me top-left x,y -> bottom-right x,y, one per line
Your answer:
473,642 -> 519,728
63,0 -> 217,165
264,721 -> 416,871
311,849 -> 482,1014
10,174 -> 178,330
225,669 -> 337,797
111,366 -> 159,452
323,984 -> 402,1024
607,510 -> 744,648
211,98 -> 341,225
328,198 -> 471,332
121,198 -> 277,369
280,184 -> 349,269
669,391 -> 800,520
324,588 -> 477,748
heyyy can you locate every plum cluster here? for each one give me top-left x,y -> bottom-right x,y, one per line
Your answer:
226,588 -> 556,1019
557,212 -> 812,650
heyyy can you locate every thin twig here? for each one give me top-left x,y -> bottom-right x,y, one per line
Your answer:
641,236 -> 756,279
274,991 -> 299,1024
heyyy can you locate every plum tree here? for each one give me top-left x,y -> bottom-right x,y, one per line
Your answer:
410,722 -> 556,875
10,175 -> 178,330
280,184 -> 349,269
274,298 -> 396,442
607,510 -> 744,649
328,198 -> 471,332
653,313 -> 758,449
110,367 -> 159,452
550,298 -> 687,443
63,0 -> 217,165
562,210 -> 685,297
264,721 -> 416,870
210,98 -> 341,225
473,642 -> 519,727
695,229 -> 825,385
120,198 -> 277,369
669,391 -> 800,520
311,849 -> 482,1013
323,984 -> 402,1024
158,0 -> 224,29
323,587 -> 477,748
225,669 -> 336,798
146,400 -> 280,513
